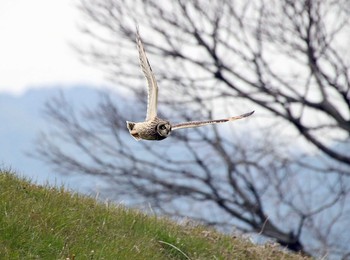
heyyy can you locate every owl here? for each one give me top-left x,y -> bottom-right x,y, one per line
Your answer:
126,29 -> 254,141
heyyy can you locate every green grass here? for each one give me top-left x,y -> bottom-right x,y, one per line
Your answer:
0,170 -> 309,259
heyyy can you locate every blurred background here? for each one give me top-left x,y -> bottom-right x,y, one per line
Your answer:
0,0 -> 107,189
1,0 -> 349,259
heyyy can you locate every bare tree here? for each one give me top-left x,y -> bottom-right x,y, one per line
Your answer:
34,0 -> 350,258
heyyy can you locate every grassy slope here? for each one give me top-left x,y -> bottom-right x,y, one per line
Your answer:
0,171 -> 309,260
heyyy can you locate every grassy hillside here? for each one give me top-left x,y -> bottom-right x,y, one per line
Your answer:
0,170 -> 309,259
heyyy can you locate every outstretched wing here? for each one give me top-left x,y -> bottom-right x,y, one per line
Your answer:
172,111 -> 254,130
136,28 -> 158,121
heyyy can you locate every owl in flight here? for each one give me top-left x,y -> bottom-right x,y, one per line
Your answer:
126,29 -> 254,141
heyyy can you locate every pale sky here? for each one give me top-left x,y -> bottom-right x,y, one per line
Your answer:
0,0 -> 106,95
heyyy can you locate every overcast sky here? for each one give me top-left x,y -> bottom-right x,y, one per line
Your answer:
0,0 -> 106,95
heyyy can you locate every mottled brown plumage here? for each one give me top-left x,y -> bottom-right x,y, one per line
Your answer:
127,117 -> 171,141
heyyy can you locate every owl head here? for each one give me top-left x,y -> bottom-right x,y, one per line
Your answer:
156,121 -> 172,138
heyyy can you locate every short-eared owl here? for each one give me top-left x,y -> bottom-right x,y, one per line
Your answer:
126,29 -> 254,141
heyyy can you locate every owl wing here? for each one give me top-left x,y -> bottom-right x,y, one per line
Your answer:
171,111 -> 254,130
136,28 -> 158,121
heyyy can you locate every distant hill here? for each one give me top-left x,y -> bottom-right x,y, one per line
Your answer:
0,85 -> 103,189
0,170 -> 309,259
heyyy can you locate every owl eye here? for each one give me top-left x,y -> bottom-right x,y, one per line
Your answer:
160,125 -> 166,130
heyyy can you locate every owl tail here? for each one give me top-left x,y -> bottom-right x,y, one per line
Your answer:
126,121 -> 136,131
126,121 -> 141,141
